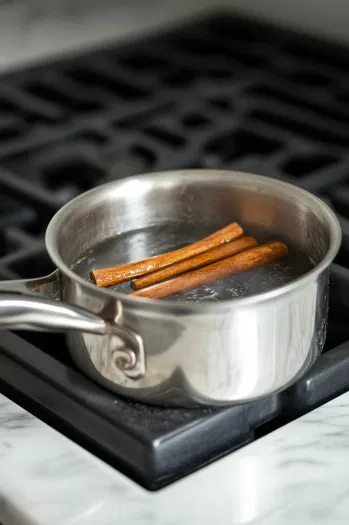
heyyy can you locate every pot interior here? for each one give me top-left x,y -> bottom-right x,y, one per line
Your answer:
49,171 -> 339,303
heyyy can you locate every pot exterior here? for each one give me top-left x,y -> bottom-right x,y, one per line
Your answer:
64,268 -> 329,406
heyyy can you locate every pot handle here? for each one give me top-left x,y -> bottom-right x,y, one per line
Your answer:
0,270 -> 108,334
0,271 -> 145,379
0,293 -> 109,335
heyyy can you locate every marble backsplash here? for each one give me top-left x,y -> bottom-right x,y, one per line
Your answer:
0,0 -> 227,73
3,0 -> 349,75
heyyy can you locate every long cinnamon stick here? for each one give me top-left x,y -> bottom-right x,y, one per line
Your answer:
90,222 -> 243,288
130,241 -> 289,300
131,236 -> 257,290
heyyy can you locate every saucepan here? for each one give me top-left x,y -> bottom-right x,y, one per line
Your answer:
0,170 -> 341,406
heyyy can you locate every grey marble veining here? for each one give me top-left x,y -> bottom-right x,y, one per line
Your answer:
2,392 -> 349,525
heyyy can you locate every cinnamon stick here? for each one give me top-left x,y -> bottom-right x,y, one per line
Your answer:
130,241 -> 289,300
131,236 -> 257,290
90,222 -> 243,288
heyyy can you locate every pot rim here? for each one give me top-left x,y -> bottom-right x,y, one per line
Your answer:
45,170 -> 342,313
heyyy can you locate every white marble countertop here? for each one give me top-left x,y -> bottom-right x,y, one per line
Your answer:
2,390 -> 349,525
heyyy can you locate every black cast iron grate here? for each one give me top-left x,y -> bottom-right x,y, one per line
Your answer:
1,12 -> 349,490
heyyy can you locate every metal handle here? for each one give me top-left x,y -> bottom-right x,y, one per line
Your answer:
0,271 -> 145,379
0,293 -> 108,334
0,271 -> 107,334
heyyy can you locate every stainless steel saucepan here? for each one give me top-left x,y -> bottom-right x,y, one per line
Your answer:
0,170 -> 341,406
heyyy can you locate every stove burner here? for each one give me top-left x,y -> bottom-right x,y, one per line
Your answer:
1,13 -> 349,490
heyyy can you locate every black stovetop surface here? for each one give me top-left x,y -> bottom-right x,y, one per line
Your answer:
1,12 -> 349,490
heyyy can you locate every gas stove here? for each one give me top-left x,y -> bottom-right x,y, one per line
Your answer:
1,12 -> 349,492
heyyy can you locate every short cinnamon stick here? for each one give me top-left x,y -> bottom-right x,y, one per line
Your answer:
90,222 -> 243,288
131,236 -> 258,290
130,241 -> 289,300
